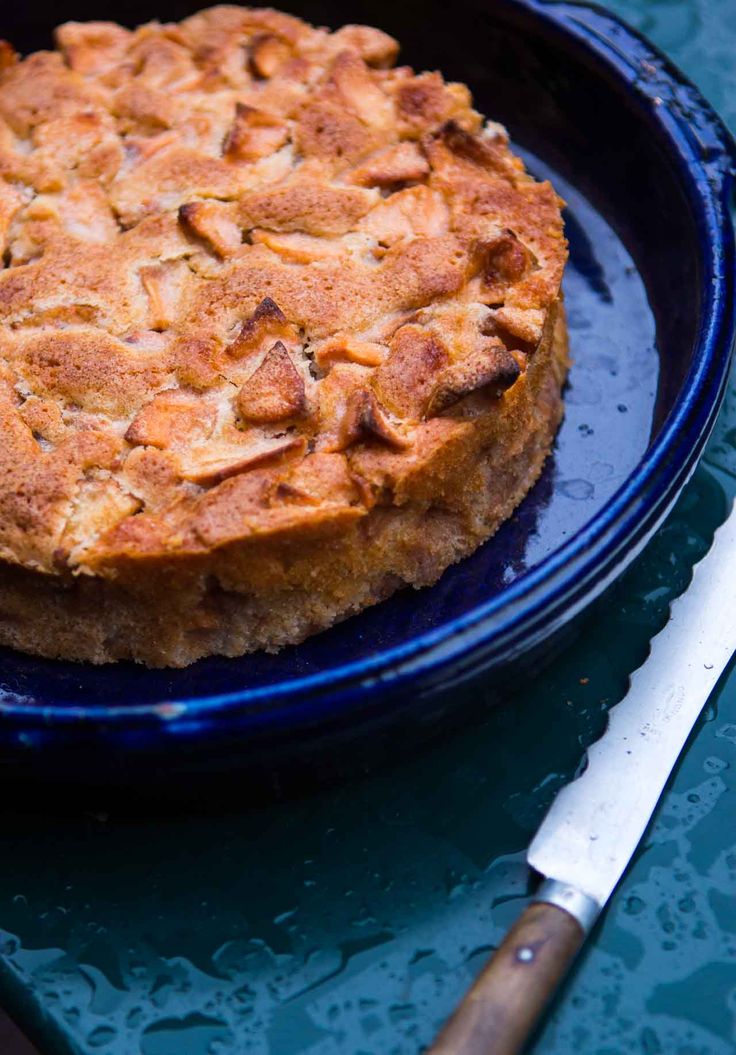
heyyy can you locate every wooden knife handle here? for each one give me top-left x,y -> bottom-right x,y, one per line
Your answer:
427,901 -> 585,1055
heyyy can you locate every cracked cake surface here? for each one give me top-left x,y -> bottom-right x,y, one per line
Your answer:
0,6 -> 569,666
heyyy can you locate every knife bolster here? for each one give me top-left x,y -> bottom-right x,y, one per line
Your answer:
532,877 -> 601,933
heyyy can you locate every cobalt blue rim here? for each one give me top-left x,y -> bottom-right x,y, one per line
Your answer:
1,0 -> 734,735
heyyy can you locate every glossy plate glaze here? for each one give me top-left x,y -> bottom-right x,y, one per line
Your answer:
0,0 -> 733,787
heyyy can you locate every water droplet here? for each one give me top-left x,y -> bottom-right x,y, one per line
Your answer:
704,755 -> 729,773
141,1013 -> 232,1055
704,662 -> 714,670
126,1007 -> 144,1028
623,895 -> 645,916
559,478 -> 594,501
87,1025 -> 116,1048
716,724 -> 736,744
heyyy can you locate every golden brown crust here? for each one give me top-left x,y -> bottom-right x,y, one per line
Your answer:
0,6 -> 568,665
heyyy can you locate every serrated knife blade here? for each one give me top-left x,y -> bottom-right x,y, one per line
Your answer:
429,505 -> 736,1055
528,500 -> 736,924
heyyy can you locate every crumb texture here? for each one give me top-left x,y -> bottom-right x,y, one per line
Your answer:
0,7 -> 568,665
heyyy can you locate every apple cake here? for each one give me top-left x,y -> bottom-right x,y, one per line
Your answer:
0,6 -> 568,667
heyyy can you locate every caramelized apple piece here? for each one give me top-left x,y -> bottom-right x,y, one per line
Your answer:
426,341 -> 521,415
125,391 -> 216,449
223,103 -> 289,162
329,25 -> 399,68
358,186 -> 449,246
250,229 -> 346,263
315,336 -> 387,370
478,229 -> 536,302
249,33 -> 292,78
237,341 -> 306,423
227,298 -> 297,359
338,389 -> 409,450
374,324 -> 449,419
423,119 -> 520,180
58,479 -> 141,564
179,200 -> 241,257
328,50 -> 393,129
347,142 -> 429,187
139,261 -> 189,330
180,434 -> 306,485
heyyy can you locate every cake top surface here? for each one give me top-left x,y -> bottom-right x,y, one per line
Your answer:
0,5 -> 566,576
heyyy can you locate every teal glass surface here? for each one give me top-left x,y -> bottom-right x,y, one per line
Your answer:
0,2 -> 735,1052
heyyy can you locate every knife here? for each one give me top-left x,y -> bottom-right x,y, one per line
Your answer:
428,502 -> 736,1055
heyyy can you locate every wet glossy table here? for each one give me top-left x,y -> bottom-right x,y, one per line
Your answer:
1,2 -> 735,1052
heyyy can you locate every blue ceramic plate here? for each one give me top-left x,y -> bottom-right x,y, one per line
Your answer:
0,0 -> 734,787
